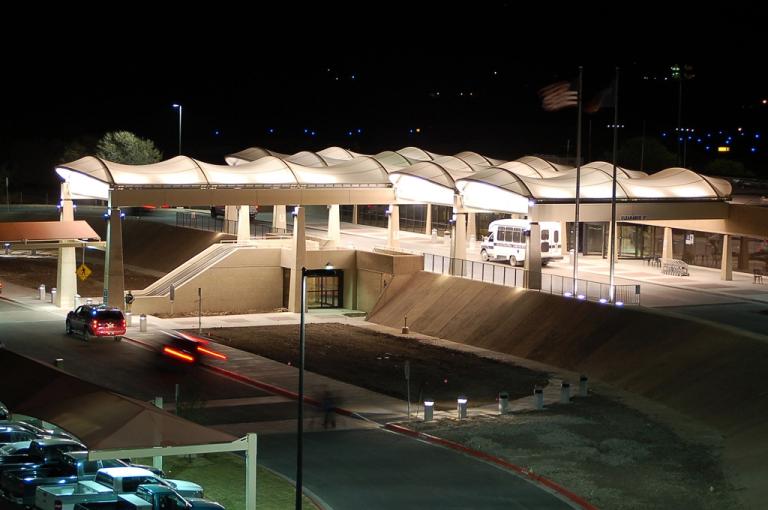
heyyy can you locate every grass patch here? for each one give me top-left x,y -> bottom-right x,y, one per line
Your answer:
135,453 -> 315,510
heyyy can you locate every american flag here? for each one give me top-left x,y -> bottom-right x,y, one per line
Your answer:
538,81 -> 578,111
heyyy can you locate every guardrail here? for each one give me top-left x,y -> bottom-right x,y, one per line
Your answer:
424,253 -> 640,305
175,211 -> 291,238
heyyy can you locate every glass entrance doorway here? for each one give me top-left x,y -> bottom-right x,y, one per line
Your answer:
306,270 -> 344,308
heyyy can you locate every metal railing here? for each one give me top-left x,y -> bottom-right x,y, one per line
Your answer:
423,253 -> 640,305
175,211 -> 292,238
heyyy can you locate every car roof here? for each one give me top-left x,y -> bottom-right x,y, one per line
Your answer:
31,438 -> 85,447
98,466 -> 156,477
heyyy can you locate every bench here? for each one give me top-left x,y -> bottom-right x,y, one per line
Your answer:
755,269 -> 764,284
661,258 -> 689,276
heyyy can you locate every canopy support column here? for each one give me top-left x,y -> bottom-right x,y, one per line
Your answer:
662,227 -> 674,259
387,205 -> 400,249
328,204 -> 341,248
273,205 -> 287,231
55,182 -> 77,309
352,205 -> 359,225
104,206 -> 125,309
466,212 -> 476,245
245,433 -> 258,510
721,234 -> 733,281
288,207 -> 306,313
524,222 -> 542,290
237,205 -> 250,243
450,212 -> 467,276
424,204 -> 432,236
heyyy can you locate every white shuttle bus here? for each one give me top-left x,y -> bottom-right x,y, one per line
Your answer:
480,219 -> 563,266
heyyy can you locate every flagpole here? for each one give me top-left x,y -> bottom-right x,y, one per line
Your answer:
609,67 -> 620,302
572,66 -> 583,294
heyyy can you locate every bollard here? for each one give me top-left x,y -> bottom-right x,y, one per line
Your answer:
457,396 -> 468,420
139,314 -> 147,332
431,228 -> 438,242
74,294 -> 81,308
424,399 -> 434,421
86,298 -> 93,305
50,288 -> 57,304
402,315 -> 409,334
560,382 -> 571,404
38,284 -> 45,300
125,312 -> 132,327
579,375 -> 589,397
498,391 -> 510,414
533,386 -> 544,410
54,358 -> 64,368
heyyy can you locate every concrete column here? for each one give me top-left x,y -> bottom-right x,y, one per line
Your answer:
288,207 -> 306,313
662,227 -> 674,259
450,213 -> 467,275
466,212 -> 477,244
104,207 -> 125,309
272,205 -> 287,231
328,204 -> 341,247
387,205 -> 400,249
237,205 -> 250,243
721,234 -> 733,281
424,204 -> 432,236
352,205 -> 358,225
55,182 -> 77,309
224,205 -> 238,222
738,236 -> 750,271
524,222 -> 542,290
560,221 -> 569,260
606,221 -> 619,262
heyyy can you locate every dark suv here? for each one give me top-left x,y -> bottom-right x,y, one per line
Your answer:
66,305 -> 126,341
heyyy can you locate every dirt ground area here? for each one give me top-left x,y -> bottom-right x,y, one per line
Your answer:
200,323 -> 741,509
199,323 -> 549,409
0,252 -> 158,297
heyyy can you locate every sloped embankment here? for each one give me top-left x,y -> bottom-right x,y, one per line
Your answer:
367,271 -> 768,504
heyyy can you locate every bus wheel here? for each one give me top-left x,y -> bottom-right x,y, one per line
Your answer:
509,256 -> 517,266
480,250 -> 489,262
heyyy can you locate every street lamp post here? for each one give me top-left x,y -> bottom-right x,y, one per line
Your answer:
296,262 -> 335,510
172,103 -> 183,155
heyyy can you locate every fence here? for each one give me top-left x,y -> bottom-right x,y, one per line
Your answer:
423,253 -> 640,305
175,211 -> 292,238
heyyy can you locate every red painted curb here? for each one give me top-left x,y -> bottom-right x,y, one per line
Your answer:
384,423 -> 599,510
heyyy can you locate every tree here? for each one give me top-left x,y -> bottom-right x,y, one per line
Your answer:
615,136 -> 676,173
96,131 -> 162,164
59,135 -> 98,163
704,159 -> 754,178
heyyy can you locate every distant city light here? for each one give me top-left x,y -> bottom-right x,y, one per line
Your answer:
214,129 -> 221,136
751,147 -> 757,153
415,128 -> 421,133
763,99 -> 767,104
738,127 -> 743,132
351,74 -> 356,80
357,128 -> 362,134
268,128 -> 275,134
705,146 -> 711,151
347,131 -> 353,136
718,146 -> 730,152
756,133 -> 761,139
310,131 -> 316,136
661,132 -> 667,137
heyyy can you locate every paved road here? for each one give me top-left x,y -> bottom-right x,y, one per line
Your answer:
0,298 -> 576,510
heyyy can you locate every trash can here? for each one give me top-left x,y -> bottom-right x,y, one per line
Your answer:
38,284 -> 45,300
139,314 -> 147,332
457,396 -> 468,419
560,382 -> 571,404
50,288 -> 57,304
424,399 -> 434,421
533,386 -> 544,410
498,391 -> 509,414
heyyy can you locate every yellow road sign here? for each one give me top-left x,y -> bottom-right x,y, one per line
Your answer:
77,263 -> 92,281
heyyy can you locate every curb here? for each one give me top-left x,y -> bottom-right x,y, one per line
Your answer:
384,423 -> 598,510
124,334 -> 596,510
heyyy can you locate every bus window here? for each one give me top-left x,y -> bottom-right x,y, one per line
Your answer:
512,229 -> 523,244
488,232 -> 494,242
541,229 -> 550,241
554,231 -> 559,244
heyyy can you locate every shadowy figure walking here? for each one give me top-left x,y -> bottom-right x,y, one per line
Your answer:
322,389 -> 336,429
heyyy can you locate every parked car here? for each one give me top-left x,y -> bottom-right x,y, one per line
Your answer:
210,205 -> 257,219
66,305 -> 126,341
0,419 -> 78,442
0,438 -> 86,477
74,484 -> 225,510
0,424 -> 38,447
0,403 -> 8,420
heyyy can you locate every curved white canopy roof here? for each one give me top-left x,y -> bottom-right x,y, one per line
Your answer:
56,147 -> 732,211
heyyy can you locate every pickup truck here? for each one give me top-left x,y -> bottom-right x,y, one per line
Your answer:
0,438 -> 86,477
74,484 -> 225,509
36,466 -> 204,510
0,451 -> 128,506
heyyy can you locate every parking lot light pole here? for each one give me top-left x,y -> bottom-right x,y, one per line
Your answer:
172,103 -> 183,155
296,262 -> 334,510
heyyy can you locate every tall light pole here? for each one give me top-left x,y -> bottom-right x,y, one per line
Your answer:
172,103 -> 183,155
296,262 -> 335,510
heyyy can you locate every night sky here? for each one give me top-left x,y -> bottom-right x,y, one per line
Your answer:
2,16 -> 766,200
